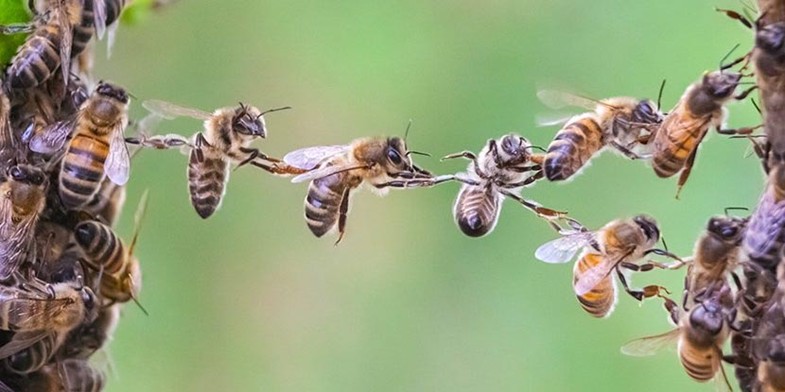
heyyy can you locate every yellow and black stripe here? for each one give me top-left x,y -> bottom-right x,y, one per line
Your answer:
544,117 -> 604,181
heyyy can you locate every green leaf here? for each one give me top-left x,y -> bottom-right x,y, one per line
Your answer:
0,0 -> 32,67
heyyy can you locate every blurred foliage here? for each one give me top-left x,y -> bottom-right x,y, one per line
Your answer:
72,0 -> 772,391
0,0 -> 30,66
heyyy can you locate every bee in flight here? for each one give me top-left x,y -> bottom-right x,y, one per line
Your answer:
440,133 -> 566,237
621,284 -> 735,391
534,215 -> 676,318
537,86 -> 664,181
138,99 -> 295,218
28,81 -> 130,209
284,135 -> 433,244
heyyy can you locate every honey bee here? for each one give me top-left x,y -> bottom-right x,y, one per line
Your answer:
534,215 -> 675,318
440,133 -> 565,237
537,89 -> 664,181
81,176 -> 126,226
651,69 -> 756,197
0,280 -> 96,363
758,336 -> 785,392
621,285 -> 735,391
0,164 -> 48,280
140,99 -> 293,219
72,0 -> 127,55
60,304 -> 119,360
73,191 -> 146,307
743,162 -> 785,272
4,0 -> 82,89
681,214 -> 748,307
29,81 -> 130,209
284,135 -> 434,244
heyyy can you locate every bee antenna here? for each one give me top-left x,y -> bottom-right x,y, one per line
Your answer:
656,79 -> 666,110
660,236 -> 670,252
719,43 -> 741,71
406,150 -> 431,157
404,119 -> 413,143
259,106 -> 292,116
131,293 -> 149,316
751,98 -> 762,114
127,91 -> 138,100
524,145 -> 547,153
724,206 -> 749,216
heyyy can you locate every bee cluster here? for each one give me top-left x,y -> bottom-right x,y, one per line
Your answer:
0,0 -> 785,391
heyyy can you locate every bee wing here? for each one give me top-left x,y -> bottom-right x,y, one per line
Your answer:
535,113 -> 575,127
0,380 -> 13,392
291,162 -> 367,184
29,119 -> 74,154
0,331 -> 48,359
283,145 -> 350,170
142,100 -> 212,121
105,125 -> 131,185
537,89 -> 601,111
57,4 -> 73,82
573,252 -> 620,296
620,329 -> 680,357
534,232 -> 594,264
93,0 -> 108,39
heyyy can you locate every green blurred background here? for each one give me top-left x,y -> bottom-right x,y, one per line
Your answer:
93,0 -> 763,391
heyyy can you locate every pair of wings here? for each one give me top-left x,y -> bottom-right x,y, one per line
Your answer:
536,89 -> 626,127
29,116 -> 130,185
283,145 -> 367,183
534,231 -> 623,296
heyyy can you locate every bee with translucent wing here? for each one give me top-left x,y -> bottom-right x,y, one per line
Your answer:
285,135 -> 434,244
621,285 -> 735,392
537,87 -> 664,181
535,215 -> 677,318
137,99 -> 296,218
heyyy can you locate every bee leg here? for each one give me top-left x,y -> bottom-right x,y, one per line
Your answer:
662,295 -> 681,325
334,188 -> 350,246
507,164 -> 541,173
613,268 -> 646,302
0,23 -> 34,35
251,161 -> 308,176
608,141 -> 643,160
734,85 -> 758,101
376,174 -> 458,189
717,123 -> 763,135
715,7 -> 753,29
498,189 -> 567,220
441,151 -> 488,178
674,134 -> 705,199
499,169 -> 544,188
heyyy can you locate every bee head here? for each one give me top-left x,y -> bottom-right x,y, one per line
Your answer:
702,71 -> 741,99
767,335 -> 785,363
497,133 -> 532,164
706,215 -> 745,242
632,214 -> 659,243
7,164 -> 46,186
688,298 -> 725,336
95,81 -> 129,104
385,137 -> 409,169
631,100 -> 662,124
757,22 -> 785,55
233,103 -> 266,138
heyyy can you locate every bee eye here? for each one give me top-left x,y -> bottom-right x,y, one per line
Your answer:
9,166 -> 23,181
721,226 -> 738,238
82,289 -> 95,309
387,148 -> 403,165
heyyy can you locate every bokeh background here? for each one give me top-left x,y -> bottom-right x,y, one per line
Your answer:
98,1 -> 762,391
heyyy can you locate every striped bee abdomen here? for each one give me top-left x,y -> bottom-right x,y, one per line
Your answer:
453,184 -> 500,237
679,344 -> 718,382
73,220 -> 124,275
544,117 -> 604,181
304,172 -> 347,237
6,334 -> 57,374
59,134 -> 109,209
6,26 -> 62,89
652,121 -> 706,178
188,151 -> 229,219
573,253 -> 617,318
71,0 -> 95,57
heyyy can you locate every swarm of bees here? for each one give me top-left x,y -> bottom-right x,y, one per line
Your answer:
0,0 -> 782,390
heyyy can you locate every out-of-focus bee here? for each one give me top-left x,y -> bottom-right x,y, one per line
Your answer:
4,0 -> 82,89
758,334 -> 785,392
29,82 -> 130,209
651,69 -> 756,197
284,135 -> 434,244
140,99 -> 294,219
439,133 -> 565,237
743,162 -> 785,272
534,215 -> 675,318
19,358 -> 105,392
71,0 -> 128,62
73,191 -> 146,307
537,89 -> 664,181
0,164 -> 48,280
681,214 -> 747,307
621,285 -> 735,391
